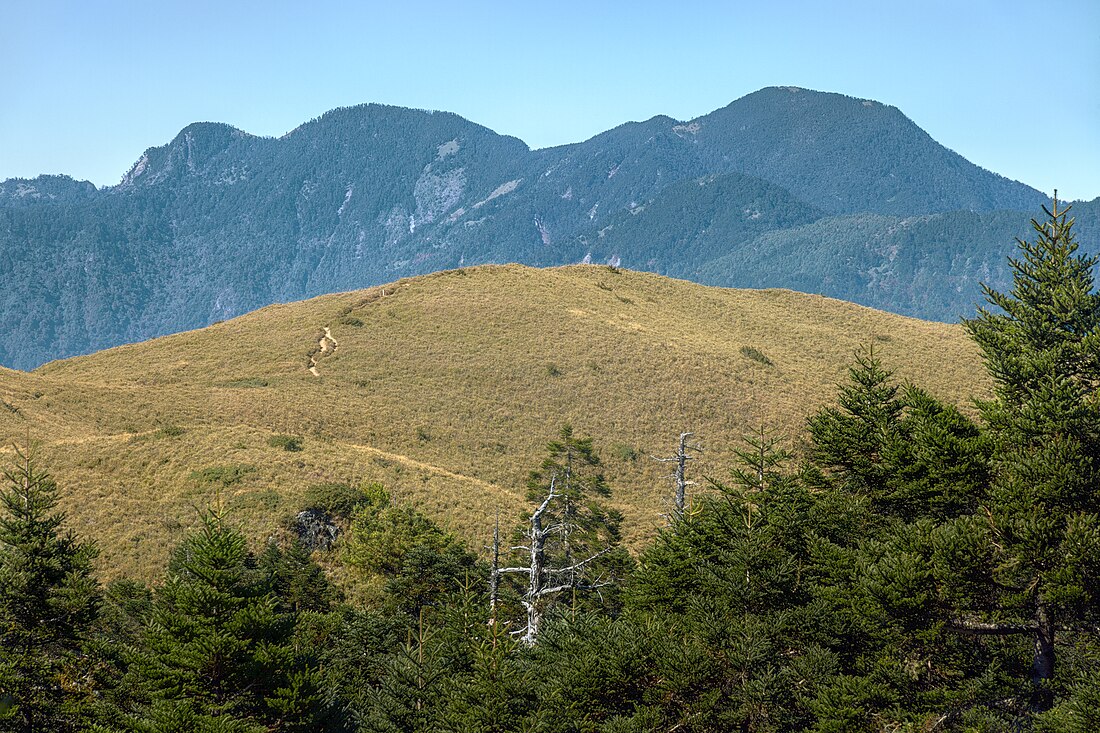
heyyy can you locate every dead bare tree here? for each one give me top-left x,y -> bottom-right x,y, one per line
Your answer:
488,511 -> 501,621
491,477 -> 615,645
652,432 -> 702,522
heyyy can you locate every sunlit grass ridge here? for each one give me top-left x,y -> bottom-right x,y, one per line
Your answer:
0,265 -> 985,579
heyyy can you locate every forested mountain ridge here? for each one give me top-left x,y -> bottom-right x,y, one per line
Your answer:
1,86 -> 1084,370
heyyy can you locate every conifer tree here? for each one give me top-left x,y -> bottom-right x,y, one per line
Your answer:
626,435 -> 840,730
808,351 -> 989,522
808,348 -> 903,505
106,509 -> 341,732
433,583 -> 536,733
960,195 -> 1100,708
800,355 -> 1007,726
0,445 -> 100,733
357,623 -> 446,733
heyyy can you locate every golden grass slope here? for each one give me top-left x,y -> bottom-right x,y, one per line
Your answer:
0,265 -> 988,580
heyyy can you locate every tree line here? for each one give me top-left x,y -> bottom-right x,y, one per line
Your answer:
1,198 -> 1098,731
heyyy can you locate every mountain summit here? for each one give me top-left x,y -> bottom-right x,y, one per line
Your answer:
685,86 -> 1045,214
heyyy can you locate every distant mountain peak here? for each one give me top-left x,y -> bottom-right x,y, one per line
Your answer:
0,86 -> 1076,370
118,121 -> 252,187
0,174 -> 96,201
685,85 -> 1043,215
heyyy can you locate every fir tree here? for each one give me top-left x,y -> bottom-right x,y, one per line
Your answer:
808,348 -> 904,507
961,195 -> 1100,709
106,509 -> 342,732
0,445 -> 100,733
357,612 -> 448,733
808,351 -> 989,522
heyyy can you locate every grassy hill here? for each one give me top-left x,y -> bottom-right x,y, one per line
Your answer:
0,266 -> 987,580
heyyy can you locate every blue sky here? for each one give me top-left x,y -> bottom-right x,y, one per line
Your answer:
2,0 -> 1098,200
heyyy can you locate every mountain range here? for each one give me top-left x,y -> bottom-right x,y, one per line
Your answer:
2,85 -> 1095,370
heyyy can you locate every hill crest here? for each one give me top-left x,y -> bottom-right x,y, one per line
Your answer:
1,265 -> 985,579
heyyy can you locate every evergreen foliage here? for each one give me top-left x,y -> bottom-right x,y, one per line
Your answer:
495,425 -> 633,644
0,445 -> 100,733
343,483 -> 480,618
963,196 -> 1100,709
809,352 -> 989,522
102,510 -> 341,732
524,424 -> 624,574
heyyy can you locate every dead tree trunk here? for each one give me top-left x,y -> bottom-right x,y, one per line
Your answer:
489,513 -> 500,621
523,484 -> 551,645
652,432 -> 700,522
491,477 -> 614,646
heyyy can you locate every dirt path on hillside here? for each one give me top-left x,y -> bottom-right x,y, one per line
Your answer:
1,428 -> 519,503
336,441 -> 521,502
308,327 -> 339,377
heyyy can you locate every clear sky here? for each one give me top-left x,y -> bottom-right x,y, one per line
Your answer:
2,0 -> 1098,200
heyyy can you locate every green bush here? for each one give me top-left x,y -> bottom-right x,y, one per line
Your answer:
611,443 -> 639,462
268,434 -> 303,452
740,345 -> 773,366
189,464 -> 255,487
302,482 -> 374,519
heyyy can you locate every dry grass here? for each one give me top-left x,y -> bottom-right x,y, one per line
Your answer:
0,265 -> 989,580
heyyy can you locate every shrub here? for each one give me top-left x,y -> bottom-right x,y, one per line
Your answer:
303,482 -> 373,520
268,434 -> 303,452
740,345 -> 773,366
190,464 -> 255,487
611,443 -> 639,462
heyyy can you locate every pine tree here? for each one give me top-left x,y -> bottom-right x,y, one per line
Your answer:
107,509 -> 342,732
808,348 -> 904,506
0,445 -> 100,733
728,423 -> 790,494
801,354 -> 1009,726
961,195 -> 1100,709
357,611 -> 448,733
626,439 -> 839,731
434,584 -> 536,733
808,351 -> 989,522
